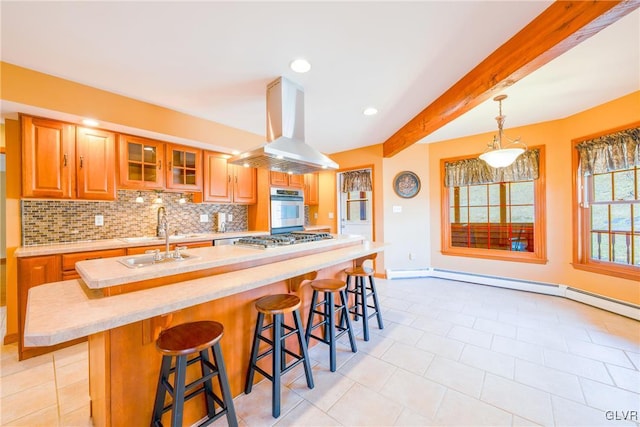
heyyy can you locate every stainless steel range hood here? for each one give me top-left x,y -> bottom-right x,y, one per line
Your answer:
228,77 -> 338,174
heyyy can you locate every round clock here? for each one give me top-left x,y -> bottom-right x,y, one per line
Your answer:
393,171 -> 421,199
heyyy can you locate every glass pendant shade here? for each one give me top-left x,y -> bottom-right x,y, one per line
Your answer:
479,95 -> 526,168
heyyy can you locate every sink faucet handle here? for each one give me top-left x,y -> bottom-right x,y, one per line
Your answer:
145,248 -> 162,261
174,245 -> 186,259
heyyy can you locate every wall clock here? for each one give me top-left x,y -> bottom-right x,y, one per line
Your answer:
393,171 -> 421,198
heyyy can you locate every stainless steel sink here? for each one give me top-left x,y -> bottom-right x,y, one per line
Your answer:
117,253 -> 198,268
118,236 -> 161,243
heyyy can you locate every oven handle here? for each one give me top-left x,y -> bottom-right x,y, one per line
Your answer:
271,196 -> 304,202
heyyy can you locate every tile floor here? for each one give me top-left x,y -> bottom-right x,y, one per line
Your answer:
1,277 -> 639,426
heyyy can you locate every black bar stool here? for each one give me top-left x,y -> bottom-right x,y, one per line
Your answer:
245,294 -> 314,418
151,320 -> 237,427
345,265 -> 384,341
305,279 -> 357,372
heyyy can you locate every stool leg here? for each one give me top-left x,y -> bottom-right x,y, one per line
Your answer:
340,289 -> 358,353
347,275 -> 358,321
245,312 -> 264,394
293,308 -> 314,389
212,342 -> 238,427
305,290 -> 319,343
327,291 -> 337,372
369,276 -> 384,330
360,277 -> 370,341
171,355 -> 188,427
199,348 -> 216,419
272,313 -> 283,418
151,355 -> 172,427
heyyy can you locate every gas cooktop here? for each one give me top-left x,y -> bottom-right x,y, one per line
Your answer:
235,232 -> 333,249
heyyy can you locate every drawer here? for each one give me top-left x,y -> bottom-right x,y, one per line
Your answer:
62,249 -> 126,271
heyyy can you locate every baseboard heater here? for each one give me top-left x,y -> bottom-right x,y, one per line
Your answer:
385,268 -> 639,321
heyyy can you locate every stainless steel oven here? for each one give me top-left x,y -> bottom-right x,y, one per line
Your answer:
270,187 -> 304,234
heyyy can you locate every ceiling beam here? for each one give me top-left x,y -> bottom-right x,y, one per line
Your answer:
382,0 -> 640,158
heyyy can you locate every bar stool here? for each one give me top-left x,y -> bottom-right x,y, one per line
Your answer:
345,265 -> 384,341
151,321 -> 237,427
245,294 -> 314,418
305,279 -> 357,372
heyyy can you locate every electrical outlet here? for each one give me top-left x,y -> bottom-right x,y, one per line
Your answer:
328,212 -> 334,219
200,214 -> 209,223
314,213 -> 318,219
409,252 -> 414,260
228,214 -> 233,221
95,215 -> 104,226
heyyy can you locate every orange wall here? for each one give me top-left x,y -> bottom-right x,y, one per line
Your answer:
4,119 -> 20,342
427,91 -> 640,304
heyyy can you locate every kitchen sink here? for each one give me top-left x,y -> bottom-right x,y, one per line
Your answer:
117,252 -> 198,268
119,236 -> 161,243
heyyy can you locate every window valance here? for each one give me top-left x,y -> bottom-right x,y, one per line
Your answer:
342,169 -> 372,192
444,149 -> 539,187
575,127 -> 639,176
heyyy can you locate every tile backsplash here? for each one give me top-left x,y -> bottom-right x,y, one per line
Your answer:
21,190 -> 251,246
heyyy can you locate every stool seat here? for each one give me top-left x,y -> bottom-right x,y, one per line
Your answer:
156,321 -> 223,356
344,266 -> 374,277
309,279 -> 347,293
256,294 -> 301,314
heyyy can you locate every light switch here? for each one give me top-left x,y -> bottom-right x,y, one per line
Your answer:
200,214 -> 209,223
95,215 -> 104,226
228,214 -> 233,221
328,212 -> 334,219
393,205 -> 402,213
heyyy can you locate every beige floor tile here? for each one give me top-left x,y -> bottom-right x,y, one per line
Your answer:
433,389 -> 512,426
54,357 -> 88,388
626,350 -> 640,371
381,308 -> 417,326
406,302 -> 441,319
567,338 -> 635,369
337,352 -> 396,391
57,379 -> 90,415
1,361 -> 55,398
415,331 -> 464,361
460,344 -> 515,379
1,347 -> 53,378
517,327 -> 568,352
371,322 -> 423,346
274,400 -> 342,427
409,316 -> 453,336
588,329 -> 640,353
480,374 -> 554,426
380,341 -> 434,375
511,415 -> 543,426
607,364 -> 640,393
2,404 -> 60,427
379,368 -> 446,420
514,359 -> 584,403
491,335 -> 544,364
59,404 -> 93,427
551,395 -> 636,427
327,383 -> 402,426
447,325 -> 493,348
289,365 -> 354,412
542,348 -> 613,384
579,377 -> 640,412
338,330 -> 394,358
424,356 -> 485,399
436,309 -> 475,328
473,317 -> 517,339
53,342 -> 88,369
0,381 -> 58,425
461,303 -> 499,321
393,407 -> 434,426
307,341 -> 357,372
381,296 -> 413,312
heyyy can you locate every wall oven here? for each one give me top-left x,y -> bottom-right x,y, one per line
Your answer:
270,187 -> 304,234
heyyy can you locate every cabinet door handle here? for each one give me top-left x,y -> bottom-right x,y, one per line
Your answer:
235,176 -> 238,183
63,153 -> 68,167
228,175 -> 231,183
158,160 -> 162,170
79,156 -> 84,168
169,162 -> 172,170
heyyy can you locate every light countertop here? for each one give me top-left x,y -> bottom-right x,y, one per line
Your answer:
24,240 -> 385,347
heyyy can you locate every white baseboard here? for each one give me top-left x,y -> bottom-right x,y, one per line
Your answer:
385,268 -> 639,321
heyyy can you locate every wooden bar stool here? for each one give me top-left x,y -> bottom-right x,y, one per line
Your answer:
345,265 -> 384,341
245,294 -> 314,418
305,279 -> 357,372
151,321 -> 237,427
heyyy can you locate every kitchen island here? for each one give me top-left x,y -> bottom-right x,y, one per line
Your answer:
24,235 -> 384,427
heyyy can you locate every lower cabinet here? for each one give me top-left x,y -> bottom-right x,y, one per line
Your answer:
127,240 -> 212,255
61,249 -> 126,280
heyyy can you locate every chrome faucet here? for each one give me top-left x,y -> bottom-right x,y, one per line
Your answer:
156,207 -> 170,257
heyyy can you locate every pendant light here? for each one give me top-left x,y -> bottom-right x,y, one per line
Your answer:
479,95 -> 526,168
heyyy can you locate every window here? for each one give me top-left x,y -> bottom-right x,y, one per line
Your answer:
441,147 -> 546,263
573,124 -> 640,280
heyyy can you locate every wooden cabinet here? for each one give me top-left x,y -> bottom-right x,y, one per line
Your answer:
22,115 -> 76,198
61,248 -> 126,280
270,171 -> 304,189
304,173 -> 319,206
166,144 -> 202,191
118,135 -> 165,189
21,115 -> 117,200
203,151 -> 256,204
76,127 -> 116,200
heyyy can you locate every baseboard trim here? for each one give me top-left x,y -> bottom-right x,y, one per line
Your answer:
385,268 -> 639,321
3,332 -> 18,345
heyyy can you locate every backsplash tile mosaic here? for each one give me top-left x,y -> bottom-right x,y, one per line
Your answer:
21,190 -> 251,246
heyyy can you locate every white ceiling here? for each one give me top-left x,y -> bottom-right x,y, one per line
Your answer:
1,2 -> 638,155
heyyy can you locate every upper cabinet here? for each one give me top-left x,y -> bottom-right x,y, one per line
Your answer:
166,144 -> 202,191
304,173 -> 319,206
203,151 -> 256,204
118,135 -> 165,190
270,171 -> 304,189
21,115 -> 116,200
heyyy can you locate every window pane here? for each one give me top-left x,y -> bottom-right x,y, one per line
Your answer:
634,203 -> 640,231
185,152 -> 196,168
143,145 -> 156,163
591,232 -> 610,261
488,184 -> 501,205
610,204 -> 631,232
611,233 -> 632,264
449,187 -> 455,207
489,206 -> 501,223
634,235 -> 640,266
510,181 -> 533,205
469,207 -> 487,222
173,150 -> 184,167
469,186 -> 486,206
128,143 -> 142,162
459,187 -> 468,206
458,207 -> 468,224
511,205 -> 534,223
593,174 -> 612,202
613,170 -> 635,201
591,204 -> 609,231
636,169 -> 640,199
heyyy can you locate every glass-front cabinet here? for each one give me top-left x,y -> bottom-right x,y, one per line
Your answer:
118,135 -> 165,189
166,143 -> 202,191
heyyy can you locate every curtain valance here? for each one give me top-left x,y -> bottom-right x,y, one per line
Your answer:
444,149 -> 539,187
575,127 -> 639,176
342,170 -> 372,192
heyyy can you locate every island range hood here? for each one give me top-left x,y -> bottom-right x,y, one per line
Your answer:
228,76 -> 338,174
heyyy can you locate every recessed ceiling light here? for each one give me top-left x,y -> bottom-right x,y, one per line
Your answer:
82,118 -> 99,126
363,107 -> 378,116
231,150 -> 240,155
290,58 -> 311,73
